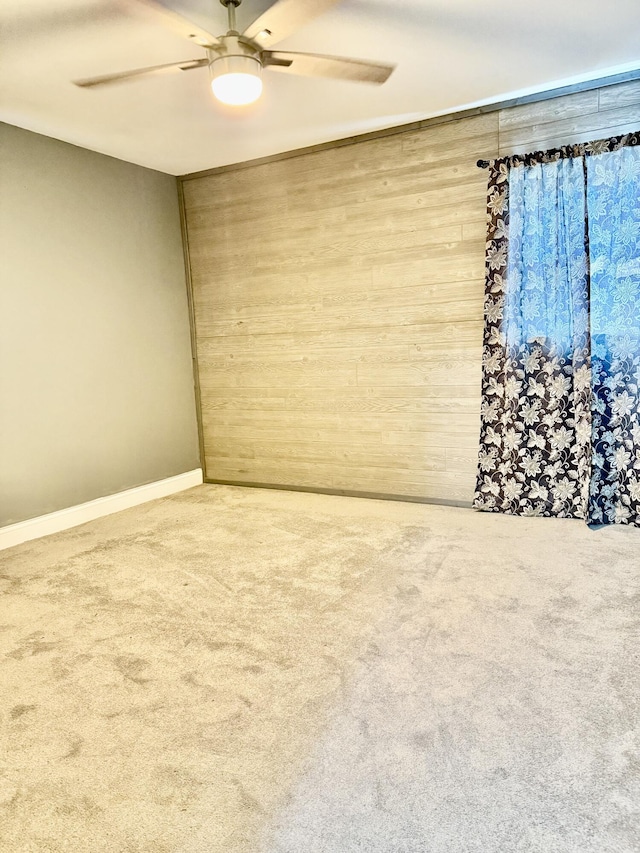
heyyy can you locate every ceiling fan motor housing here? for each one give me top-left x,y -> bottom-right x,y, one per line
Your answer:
208,35 -> 262,76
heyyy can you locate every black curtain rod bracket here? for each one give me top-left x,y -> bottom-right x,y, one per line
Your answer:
477,159 -> 490,169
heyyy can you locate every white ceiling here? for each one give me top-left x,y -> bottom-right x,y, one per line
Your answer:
2,0 -> 640,176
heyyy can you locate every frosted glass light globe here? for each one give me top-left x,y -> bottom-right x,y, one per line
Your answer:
211,72 -> 263,106
210,54 -> 263,106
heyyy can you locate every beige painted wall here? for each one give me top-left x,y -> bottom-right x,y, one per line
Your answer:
0,123 -> 200,526
182,78 -> 640,504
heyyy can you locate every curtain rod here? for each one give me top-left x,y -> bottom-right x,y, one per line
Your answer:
476,133 -> 639,170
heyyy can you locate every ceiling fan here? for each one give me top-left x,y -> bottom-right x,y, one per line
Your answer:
74,0 -> 395,106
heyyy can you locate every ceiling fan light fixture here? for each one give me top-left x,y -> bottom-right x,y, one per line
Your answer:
210,54 -> 263,106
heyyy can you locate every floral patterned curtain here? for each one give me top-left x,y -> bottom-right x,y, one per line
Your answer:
474,132 -> 640,527
587,145 -> 640,524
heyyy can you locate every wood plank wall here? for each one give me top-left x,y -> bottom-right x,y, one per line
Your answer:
181,78 -> 640,504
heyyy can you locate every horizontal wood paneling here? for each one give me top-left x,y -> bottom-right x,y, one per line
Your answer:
598,79 -> 640,111
498,87 -> 640,155
202,458 -> 474,502
498,90 -> 600,131
182,79 -> 640,504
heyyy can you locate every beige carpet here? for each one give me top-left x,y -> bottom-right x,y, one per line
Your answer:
1,484 -> 639,852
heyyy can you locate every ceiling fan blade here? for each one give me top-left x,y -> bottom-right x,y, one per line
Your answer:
242,0 -> 340,48
263,51 -> 395,84
121,0 -> 222,47
73,58 -> 208,89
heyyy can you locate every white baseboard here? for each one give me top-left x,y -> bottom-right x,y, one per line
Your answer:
0,469 -> 203,551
